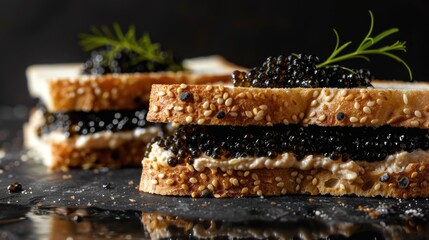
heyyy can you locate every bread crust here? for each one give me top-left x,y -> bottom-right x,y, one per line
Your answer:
49,139 -> 146,171
139,157 -> 429,198
47,72 -> 231,112
147,83 -> 429,128
27,55 -> 243,112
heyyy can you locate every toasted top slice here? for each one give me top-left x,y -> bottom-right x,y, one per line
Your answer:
146,81 -> 429,128
27,55 -> 242,112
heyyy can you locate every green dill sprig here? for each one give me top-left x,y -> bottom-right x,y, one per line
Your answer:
317,10 -> 412,80
79,23 -> 182,71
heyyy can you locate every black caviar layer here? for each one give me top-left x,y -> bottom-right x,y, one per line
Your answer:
37,105 -> 157,137
82,48 -> 183,75
147,124 -> 429,165
232,54 -> 373,88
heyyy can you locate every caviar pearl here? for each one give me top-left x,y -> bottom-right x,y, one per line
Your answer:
216,111 -> 226,119
397,177 -> 410,189
336,112 -> 345,121
179,91 -> 192,102
167,156 -> 179,167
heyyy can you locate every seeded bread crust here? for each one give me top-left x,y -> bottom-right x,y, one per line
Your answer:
49,138 -> 147,171
27,55 -> 242,112
43,72 -> 232,112
139,157 -> 429,198
147,82 -> 429,128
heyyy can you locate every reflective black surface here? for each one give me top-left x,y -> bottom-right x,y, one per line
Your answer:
1,118 -> 429,239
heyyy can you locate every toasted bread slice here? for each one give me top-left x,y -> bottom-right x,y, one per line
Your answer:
27,55 -> 242,112
140,140 -> 429,198
146,81 -> 429,128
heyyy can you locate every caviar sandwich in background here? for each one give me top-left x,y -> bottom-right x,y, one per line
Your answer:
24,24 -> 241,171
140,11 -> 429,198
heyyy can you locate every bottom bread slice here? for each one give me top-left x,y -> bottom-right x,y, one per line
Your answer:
24,122 -> 161,171
139,157 -> 429,198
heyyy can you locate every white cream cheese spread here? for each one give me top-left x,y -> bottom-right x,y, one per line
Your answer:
148,142 -> 429,181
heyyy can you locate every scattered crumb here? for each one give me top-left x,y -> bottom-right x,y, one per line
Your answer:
70,195 -> 75,200
308,198 -> 315,203
369,211 -> 381,218
357,205 -> 374,212
0,149 -> 5,159
128,180 -> 134,185
129,199 -> 136,203
62,174 -> 72,180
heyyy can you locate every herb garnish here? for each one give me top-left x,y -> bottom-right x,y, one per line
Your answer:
79,23 -> 183,71
317,10 -> 412,80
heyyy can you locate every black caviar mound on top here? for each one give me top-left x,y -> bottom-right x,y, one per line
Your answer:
147,124 -> 429,165
37,105 -> 156,137
82,48 -> 183,75
232,54 -> 373,88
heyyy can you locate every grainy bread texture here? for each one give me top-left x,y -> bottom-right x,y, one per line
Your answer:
26,55 -> 241,112
139,157 -> 429,198
147,81 -> 429,128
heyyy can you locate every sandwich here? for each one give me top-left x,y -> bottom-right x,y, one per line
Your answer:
24,24 -> 240,171
139,12 -> 429,198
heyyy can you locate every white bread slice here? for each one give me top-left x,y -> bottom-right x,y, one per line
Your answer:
26,55 -> 242,112
146,81 -> 429,128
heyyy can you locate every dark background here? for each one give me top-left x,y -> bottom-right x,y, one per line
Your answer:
0,0 -> 428,108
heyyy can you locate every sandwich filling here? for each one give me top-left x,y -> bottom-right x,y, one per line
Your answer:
145,124 -> 429,181
31,104 -> 166,149
35,104 -> 161,137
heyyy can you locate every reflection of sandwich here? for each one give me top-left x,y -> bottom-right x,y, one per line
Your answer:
141,213 -> 427,240
139,14 -> 429,198
23,24 -> 240,171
